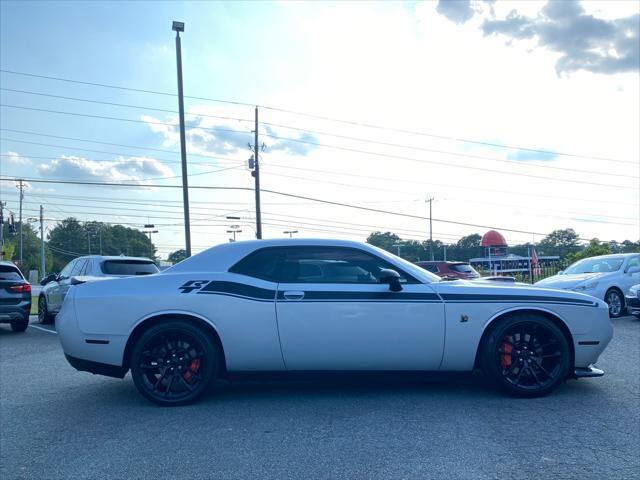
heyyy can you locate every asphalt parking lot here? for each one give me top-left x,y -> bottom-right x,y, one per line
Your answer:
1,315 -> 639,480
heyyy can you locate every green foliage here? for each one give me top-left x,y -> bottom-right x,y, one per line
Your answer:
167,249 -> 188,264
537,229 -> 581,257
565,239 -> 612,264
47,218 -> 156,272
2,222 -> 52,276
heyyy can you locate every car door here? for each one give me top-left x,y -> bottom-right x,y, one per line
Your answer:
53,259 -> 86,312
622,255 -> 640,292
48,259 -> 76,311
275,246 -> 445,371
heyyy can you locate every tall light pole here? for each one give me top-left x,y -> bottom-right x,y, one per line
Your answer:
173,20 -> 191,258
39,205 -> 45,278
283,230 -> 298,238
17,179 -> 24,266
392,242 -> 404,257
426,197 -> 434,261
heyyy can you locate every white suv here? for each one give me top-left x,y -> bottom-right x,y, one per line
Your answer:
38,255 -> 159,324
535,253 -> 640,317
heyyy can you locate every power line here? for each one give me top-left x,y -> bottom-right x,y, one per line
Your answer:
2,90 -> 633,178
2,68 -> 632,165
2,175 -> 623,239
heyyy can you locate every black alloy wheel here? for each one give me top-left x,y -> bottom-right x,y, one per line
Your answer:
130,321 -> 217,406
482,315 -> 570,397
38,296 -> 54,325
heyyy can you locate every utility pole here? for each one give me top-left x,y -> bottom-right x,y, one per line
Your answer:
173,20 -> 191,257
426,197 -> 434,261
18,179 -> 24,266
87,232 -> 91,255
227,225 -> 242,242
39,205 -> 45,278
0,201 -> 5,261
283,230 -> 298,238
99,228 -> 103,255
252,106 -> 263,239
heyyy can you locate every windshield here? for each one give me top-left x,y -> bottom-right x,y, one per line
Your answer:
564,256 -> 624,275
101,260 -> 159,276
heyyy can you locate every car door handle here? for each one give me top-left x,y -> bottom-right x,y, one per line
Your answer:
283,291 -> 305,300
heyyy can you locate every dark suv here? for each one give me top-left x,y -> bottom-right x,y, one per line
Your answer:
415,261 -> 480,280
0,261 -> 32,332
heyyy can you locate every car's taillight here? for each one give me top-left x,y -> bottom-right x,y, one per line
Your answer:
9,283 -> 31,293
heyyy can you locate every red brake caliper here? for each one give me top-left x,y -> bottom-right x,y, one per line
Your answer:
500,336 -> 513,369
183,358 -> 201,382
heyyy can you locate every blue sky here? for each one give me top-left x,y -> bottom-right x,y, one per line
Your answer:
1,1 -> 638,257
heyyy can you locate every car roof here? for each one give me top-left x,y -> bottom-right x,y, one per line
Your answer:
576,253 -> 638,259
71,255 -> 155,262
0,260 -> 20,268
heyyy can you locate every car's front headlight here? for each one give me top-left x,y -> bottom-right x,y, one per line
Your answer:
627,285 -> 640,298
573,281 -> 599,292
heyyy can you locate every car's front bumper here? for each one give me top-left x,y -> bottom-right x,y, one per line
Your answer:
625,295 -> 640,316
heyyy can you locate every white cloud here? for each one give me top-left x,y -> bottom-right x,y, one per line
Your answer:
3,151 -> 31,165
37,155 -> 174,183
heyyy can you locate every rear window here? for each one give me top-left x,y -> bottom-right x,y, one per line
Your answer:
0,265 -> 23,281
229,248 -> 284,282
449,264 -> 477,274
101,260 -> 159,276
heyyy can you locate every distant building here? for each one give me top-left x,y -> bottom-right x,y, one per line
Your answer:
470,230 -> 560,276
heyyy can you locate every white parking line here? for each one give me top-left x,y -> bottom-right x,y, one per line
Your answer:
29,325 -> 58,335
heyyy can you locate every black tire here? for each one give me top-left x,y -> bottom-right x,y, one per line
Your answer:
10,318 -> 29,332
38,296 -> 55,325
481,314 -> 570,398
604,289 -> 624,318
130,321 -> 218,406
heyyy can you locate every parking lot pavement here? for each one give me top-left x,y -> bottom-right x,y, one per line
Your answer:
1,316 -> 639,480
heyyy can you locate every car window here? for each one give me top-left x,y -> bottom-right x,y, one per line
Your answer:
229,248 -> 285,282
101,260 -> 159,276
80,259 -> 93,275
71,259 -> 87,277
281,247 -> 416,284
450,263 -> 477,274
627,256 -> 640,271
0,265 -> 24,281
59,259 -> 77,279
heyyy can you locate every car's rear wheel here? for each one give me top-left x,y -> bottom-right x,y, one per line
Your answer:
481,314 -> 570,397
10,318 -> 29,332
37,296 -> 54,325
605,289 -> 624,318
130,321 -> 218,406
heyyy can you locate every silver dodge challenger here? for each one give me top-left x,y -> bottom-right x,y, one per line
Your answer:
56,239 -> 613,406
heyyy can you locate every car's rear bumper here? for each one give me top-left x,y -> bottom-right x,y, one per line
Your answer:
65,354 -> 127,378
0,301 -> 31,323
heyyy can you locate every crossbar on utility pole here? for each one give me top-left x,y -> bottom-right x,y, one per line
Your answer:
253,106 -> 262,239
173,21 -> 191,257
0,201 -> 5,261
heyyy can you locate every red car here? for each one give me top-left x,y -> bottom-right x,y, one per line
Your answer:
415,261 -> 480,280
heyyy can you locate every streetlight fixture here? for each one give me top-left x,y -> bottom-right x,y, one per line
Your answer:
283,230 -> 298,238
392,242 -> 404,257
227,225 -> 242,242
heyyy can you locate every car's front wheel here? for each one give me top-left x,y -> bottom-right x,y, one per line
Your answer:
37,296 -> 55,325
130,321 -> 218,406
605,289 -> 624,318
481,314 -> 570,397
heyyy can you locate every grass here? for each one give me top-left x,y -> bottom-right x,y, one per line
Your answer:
30,296 -> 38,315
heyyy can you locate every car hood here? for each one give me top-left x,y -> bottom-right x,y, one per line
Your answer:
535,272 -> 605,289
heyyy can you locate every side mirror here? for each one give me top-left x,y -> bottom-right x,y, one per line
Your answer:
40,273 -> 57,286
627,266 -> 640,275
379,269 -> 403,292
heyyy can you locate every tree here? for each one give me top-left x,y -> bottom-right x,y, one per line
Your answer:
366,232 -> 402,253
537,229 -> 581,258
565,239 -> 611,264
1,221 -> 51,276
167,249 -> 188,264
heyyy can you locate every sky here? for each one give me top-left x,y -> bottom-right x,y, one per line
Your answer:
0,0 -> 639,259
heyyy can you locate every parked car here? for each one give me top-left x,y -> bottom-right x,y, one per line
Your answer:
38,255 -> 159,324
56,239 -> 613,406
0,261 -> 32,332
625,284 -> 640,318
415,261 -> 480,280
535,253 -> 640,318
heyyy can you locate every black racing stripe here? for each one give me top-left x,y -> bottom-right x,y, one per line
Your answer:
276,291 -> 440,301
439,293 -> 595,305
198,281 -> 275,300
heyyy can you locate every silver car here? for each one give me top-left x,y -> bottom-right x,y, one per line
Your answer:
38,255 -> 159,324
